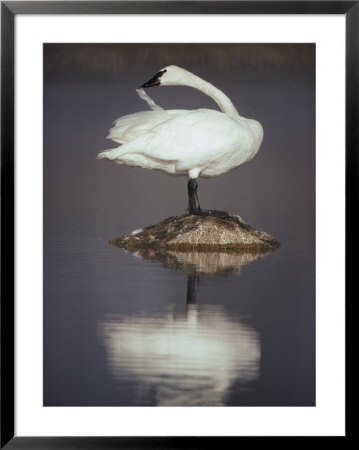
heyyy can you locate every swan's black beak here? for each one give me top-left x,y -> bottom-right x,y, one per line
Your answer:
140,70 -> 166,88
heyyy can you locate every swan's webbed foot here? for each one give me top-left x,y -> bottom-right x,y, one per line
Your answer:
187,178 -> 230,219
189,208 -> 231,219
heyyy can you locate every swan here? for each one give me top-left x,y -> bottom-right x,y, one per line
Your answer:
98,65 -> 263,218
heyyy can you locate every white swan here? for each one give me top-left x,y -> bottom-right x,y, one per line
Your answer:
98,65 -> 263,218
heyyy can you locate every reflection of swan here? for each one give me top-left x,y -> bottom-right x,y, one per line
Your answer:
98,65 -> 263,218
100,249 -> 268,406
100,248 -> 276,405
101,305 -> 260,406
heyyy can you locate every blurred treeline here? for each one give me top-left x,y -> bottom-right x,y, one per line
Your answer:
44,43 -> 315,74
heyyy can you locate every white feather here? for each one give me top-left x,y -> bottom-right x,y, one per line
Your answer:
136,88 -> 163,111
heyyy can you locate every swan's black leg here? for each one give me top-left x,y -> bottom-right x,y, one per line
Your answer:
187,179 -> 198,212
187,178 -> 230,219
194,184 -> 201,210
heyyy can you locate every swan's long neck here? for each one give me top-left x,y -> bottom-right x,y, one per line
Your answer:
181,72 -> 240,119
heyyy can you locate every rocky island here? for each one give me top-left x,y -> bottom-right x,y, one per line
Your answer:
110,214 -> 280,253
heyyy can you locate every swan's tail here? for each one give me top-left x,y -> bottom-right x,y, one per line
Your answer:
97,147 -> 124,160
97,151 -> 109,160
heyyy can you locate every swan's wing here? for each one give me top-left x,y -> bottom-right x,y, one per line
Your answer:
108,88 -> 185,144
119,110 -> 247,165
107,109 -> 188,144
107,110 -> 167,144
99,110 -> 262,177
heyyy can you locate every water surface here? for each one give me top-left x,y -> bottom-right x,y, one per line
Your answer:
44,226 -> 314,406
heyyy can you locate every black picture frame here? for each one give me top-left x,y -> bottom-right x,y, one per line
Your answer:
1,1 -> 355,447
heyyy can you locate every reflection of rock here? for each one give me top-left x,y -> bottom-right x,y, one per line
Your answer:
111,214 -> 280,252
100,305 -> 260,406
126,247 -> 273,277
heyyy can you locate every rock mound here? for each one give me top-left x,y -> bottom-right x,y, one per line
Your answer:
110,214 -> 280,252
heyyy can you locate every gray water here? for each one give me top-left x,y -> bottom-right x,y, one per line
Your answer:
44,44 -> 315,406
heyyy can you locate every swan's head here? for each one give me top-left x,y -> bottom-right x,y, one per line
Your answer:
140,65 -> 192,88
